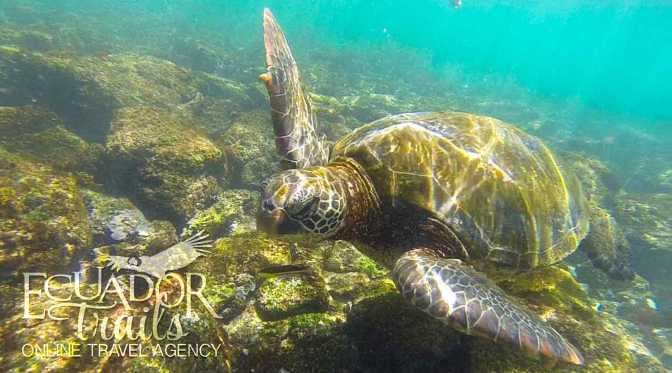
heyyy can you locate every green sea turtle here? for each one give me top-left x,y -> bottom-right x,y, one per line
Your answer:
256,9 -> 632,365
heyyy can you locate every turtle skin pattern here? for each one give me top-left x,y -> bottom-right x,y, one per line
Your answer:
260,9 -> 329,169
393,249 -> 584,365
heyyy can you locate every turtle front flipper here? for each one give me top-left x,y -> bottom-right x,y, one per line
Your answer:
392,248 -> 584,365
260,9 -> 329,169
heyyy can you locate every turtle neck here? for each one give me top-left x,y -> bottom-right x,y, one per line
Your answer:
326,157 -> 383,240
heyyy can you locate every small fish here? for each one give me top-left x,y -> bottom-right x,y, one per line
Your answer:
567,265 -> 577,278
454,0 -> 462,8
646,298 -> 658,310
257,264 -> 311,279
593,303 -> 606,312
96,231 -> 212,278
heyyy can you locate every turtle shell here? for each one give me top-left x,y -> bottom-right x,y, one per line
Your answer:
331,112 -> 589,269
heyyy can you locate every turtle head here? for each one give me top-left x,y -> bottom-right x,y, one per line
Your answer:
257,167 -> 345,239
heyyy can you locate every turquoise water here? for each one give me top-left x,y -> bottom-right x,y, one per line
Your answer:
234,1 -> 672,123
167,0 -> 672,125
1,0 -> 671,372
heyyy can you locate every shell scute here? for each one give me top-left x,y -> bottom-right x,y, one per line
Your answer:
332,112 -> 589,268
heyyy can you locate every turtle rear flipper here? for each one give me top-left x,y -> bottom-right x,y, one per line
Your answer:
260,9 -> 329,169
392,249 -> 584,365
582,205 -> 634,281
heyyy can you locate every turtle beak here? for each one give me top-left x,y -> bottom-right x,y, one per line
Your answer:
257,208 -> 302,236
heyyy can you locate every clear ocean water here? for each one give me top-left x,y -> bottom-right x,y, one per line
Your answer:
0,1 -> 670,372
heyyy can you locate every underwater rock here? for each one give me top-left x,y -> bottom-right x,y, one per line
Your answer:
0,47 -> 254,142
189,71 -> 257,134
321,240 -> 372,273
83,189 -> 177,249
255,273 -> 330,321
167,37 -> 231,76
215,109 -> 278,189
0,225 -> 665,372
183,189 -> 258,239
615,192 -> 672,308
0,147 -> 91,282
345,292 -> 467,373
310,92 -> 364,132
0,280 -> 112,372
309,92 -> 430,134
0,105 -> 102,177
658,169 -> 672,192
342,93 -> 414,124
0,26 -> 54,52
561,152 -> 622,207
0,46 -> 118,141
105,106 -> 226,222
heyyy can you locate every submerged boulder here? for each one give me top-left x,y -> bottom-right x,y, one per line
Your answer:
0,47 -> 254,142
215,110 -> 278,189
615,192 -> 672,305
83,189 -> 176,249
105,106 -> 226,222
0,46 -> 118,141
0,105 -> 102,176
255,272 -> 330,321
0,147 -> 91,282
182,189 -> 258,239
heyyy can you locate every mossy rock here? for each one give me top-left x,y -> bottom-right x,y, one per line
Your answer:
0,105 -> 102,176
0,26 -> 54,52
183,189 -> 258,239
326,272 -> 395,304
342,93 -> 415,124
215,110 -> 277,189
189,233 -> 292,281
105,106 -> 226,222
0,271 -> 229,373
0,147 -> 91,282
561,152 -> 622,206
0,47 -> 253,143
0,46 -> 118,141
83,189 -> 177,250
320,240 -> 372,273
224,308 -> 356,373
0,281 -> 112,372
255,273 -> 329,321
345,292 -> 467,373
615,192 -> 672,289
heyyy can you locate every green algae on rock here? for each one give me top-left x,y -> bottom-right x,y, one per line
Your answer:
0,147 -> 91,282
0,46 -> 118,142
105,106 -> 226,222
83,189 -> 178,253
0,47 -> 254,143
615,192 -> 672,304
255,273 -> 330,321
215,110 -> 278,189
0,105 -> 102,176
183,189 -> 258,239
0,216 -> 664,372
